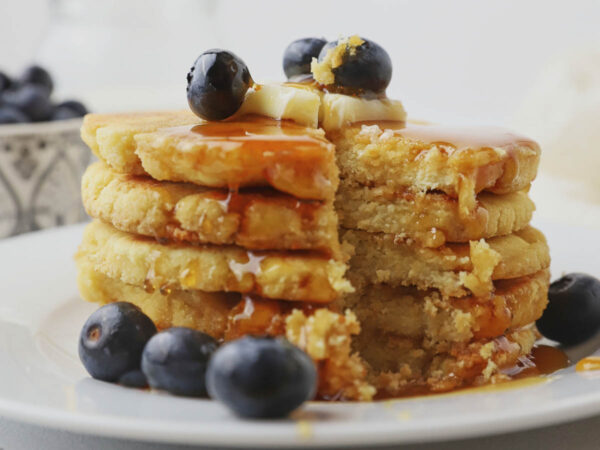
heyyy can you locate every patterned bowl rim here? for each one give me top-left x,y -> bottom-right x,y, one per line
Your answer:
0,118 -> 82,137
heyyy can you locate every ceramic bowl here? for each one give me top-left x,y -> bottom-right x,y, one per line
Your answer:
0,118 -> 91,238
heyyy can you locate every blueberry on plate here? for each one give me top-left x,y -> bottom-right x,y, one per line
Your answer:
141,327 -> 218,397
537,273 -> 600,345
283,37 -> 327,79
52,100 -> 88,121
0,72 -> 13,92
186,49 -> 253,121
79,302 -> 157,382
0,105 -> 30,124
318,37 -> 392,94
206,336 -> 317,418
20,65 -> 54,95
2,84 -> 53,122
118,369 -> 149,389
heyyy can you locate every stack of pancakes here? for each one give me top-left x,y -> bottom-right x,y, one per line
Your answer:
76,107 -> 548,400
330,122 -> 549,395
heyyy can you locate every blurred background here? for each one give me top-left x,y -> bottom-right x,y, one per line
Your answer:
1,0 -> 600,233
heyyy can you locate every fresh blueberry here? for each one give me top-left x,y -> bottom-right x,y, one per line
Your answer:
118,370 -> 149,389
79,302 -> 157,382
0,105 -> 30,124
20,65 -> 53,95
317,37 -> 392,94
186,49 -> 253,121
206,336 -> 317,418
141,327 -> 218,397
52,100 -> 88,120
537,273 -> 600,345
0,72 -> 13,92
283,37 -> 327,79
2,84 -> 53,122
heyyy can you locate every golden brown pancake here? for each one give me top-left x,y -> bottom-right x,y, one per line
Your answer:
82,162 -> 340,255
330,122 -> 540,215
336,181 -> 535,246
82,113 -> 338,200
343,226 -> 550,297
77,221 -> 353,303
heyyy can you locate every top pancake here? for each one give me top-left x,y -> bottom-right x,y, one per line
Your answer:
331,122 -> 540,215
81,112 -> 338,201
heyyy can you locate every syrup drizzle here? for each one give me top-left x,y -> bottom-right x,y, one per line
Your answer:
576,356 -> 600,372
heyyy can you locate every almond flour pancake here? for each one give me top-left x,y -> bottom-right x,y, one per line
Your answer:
331,123 -> 541,215
343,226 -> 550,297
366,326 -> 537,396
337,269 -> 549,347
82,113 -> 338,200
336,182 -> 535,246
77,221 -> 353,303
82,162 -> 340,255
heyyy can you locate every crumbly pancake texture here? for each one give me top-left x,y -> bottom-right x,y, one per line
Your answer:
83,112 -> 339,200
82,162 -> 340,255
367,327 -> 537,396
77,221 -> 353,303
336,182 -> 535,246
81,110 -> 199,174
343,226 -> 550,297
336,269 -> 549,347
331,123 -> 540,215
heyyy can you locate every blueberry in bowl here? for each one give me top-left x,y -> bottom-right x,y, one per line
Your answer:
79,302 -> 157,382
206,336 -> 317,418
141,327 -> 218,397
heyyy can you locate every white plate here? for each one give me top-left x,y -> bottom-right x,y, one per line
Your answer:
1,221 -> 600,448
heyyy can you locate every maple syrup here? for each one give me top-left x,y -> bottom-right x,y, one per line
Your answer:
159,115 -> 336,200
575,356 -> 600,372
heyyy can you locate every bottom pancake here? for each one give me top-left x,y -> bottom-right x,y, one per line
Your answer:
366,326 -> 538,397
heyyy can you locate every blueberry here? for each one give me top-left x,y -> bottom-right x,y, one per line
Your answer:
206,336 -> 317,418
317,37 -> 392,94
141,327 -> 218,396
79,302 -> 157,382
186,49 -> 253,121
0,105 -> 30,124
283,37 -> 327,79
52,100 -> 88,121
118,370 -> 149,389
2,84 -> 53,122
537,273 -> 600,345
20,65 -> 53,95
0,72 -> 13,92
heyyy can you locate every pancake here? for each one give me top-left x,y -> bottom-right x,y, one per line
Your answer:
343,226 -> 550,297
77,258 -> 239,337
82,113 -> 338,200
81,110 -> 199,175
337,269 -> 549,347
365,326 -> 537,396
336,181 -> 535,246
77,221 -> 353,303
330,122 -> 540,215
82,162 -> 340,255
